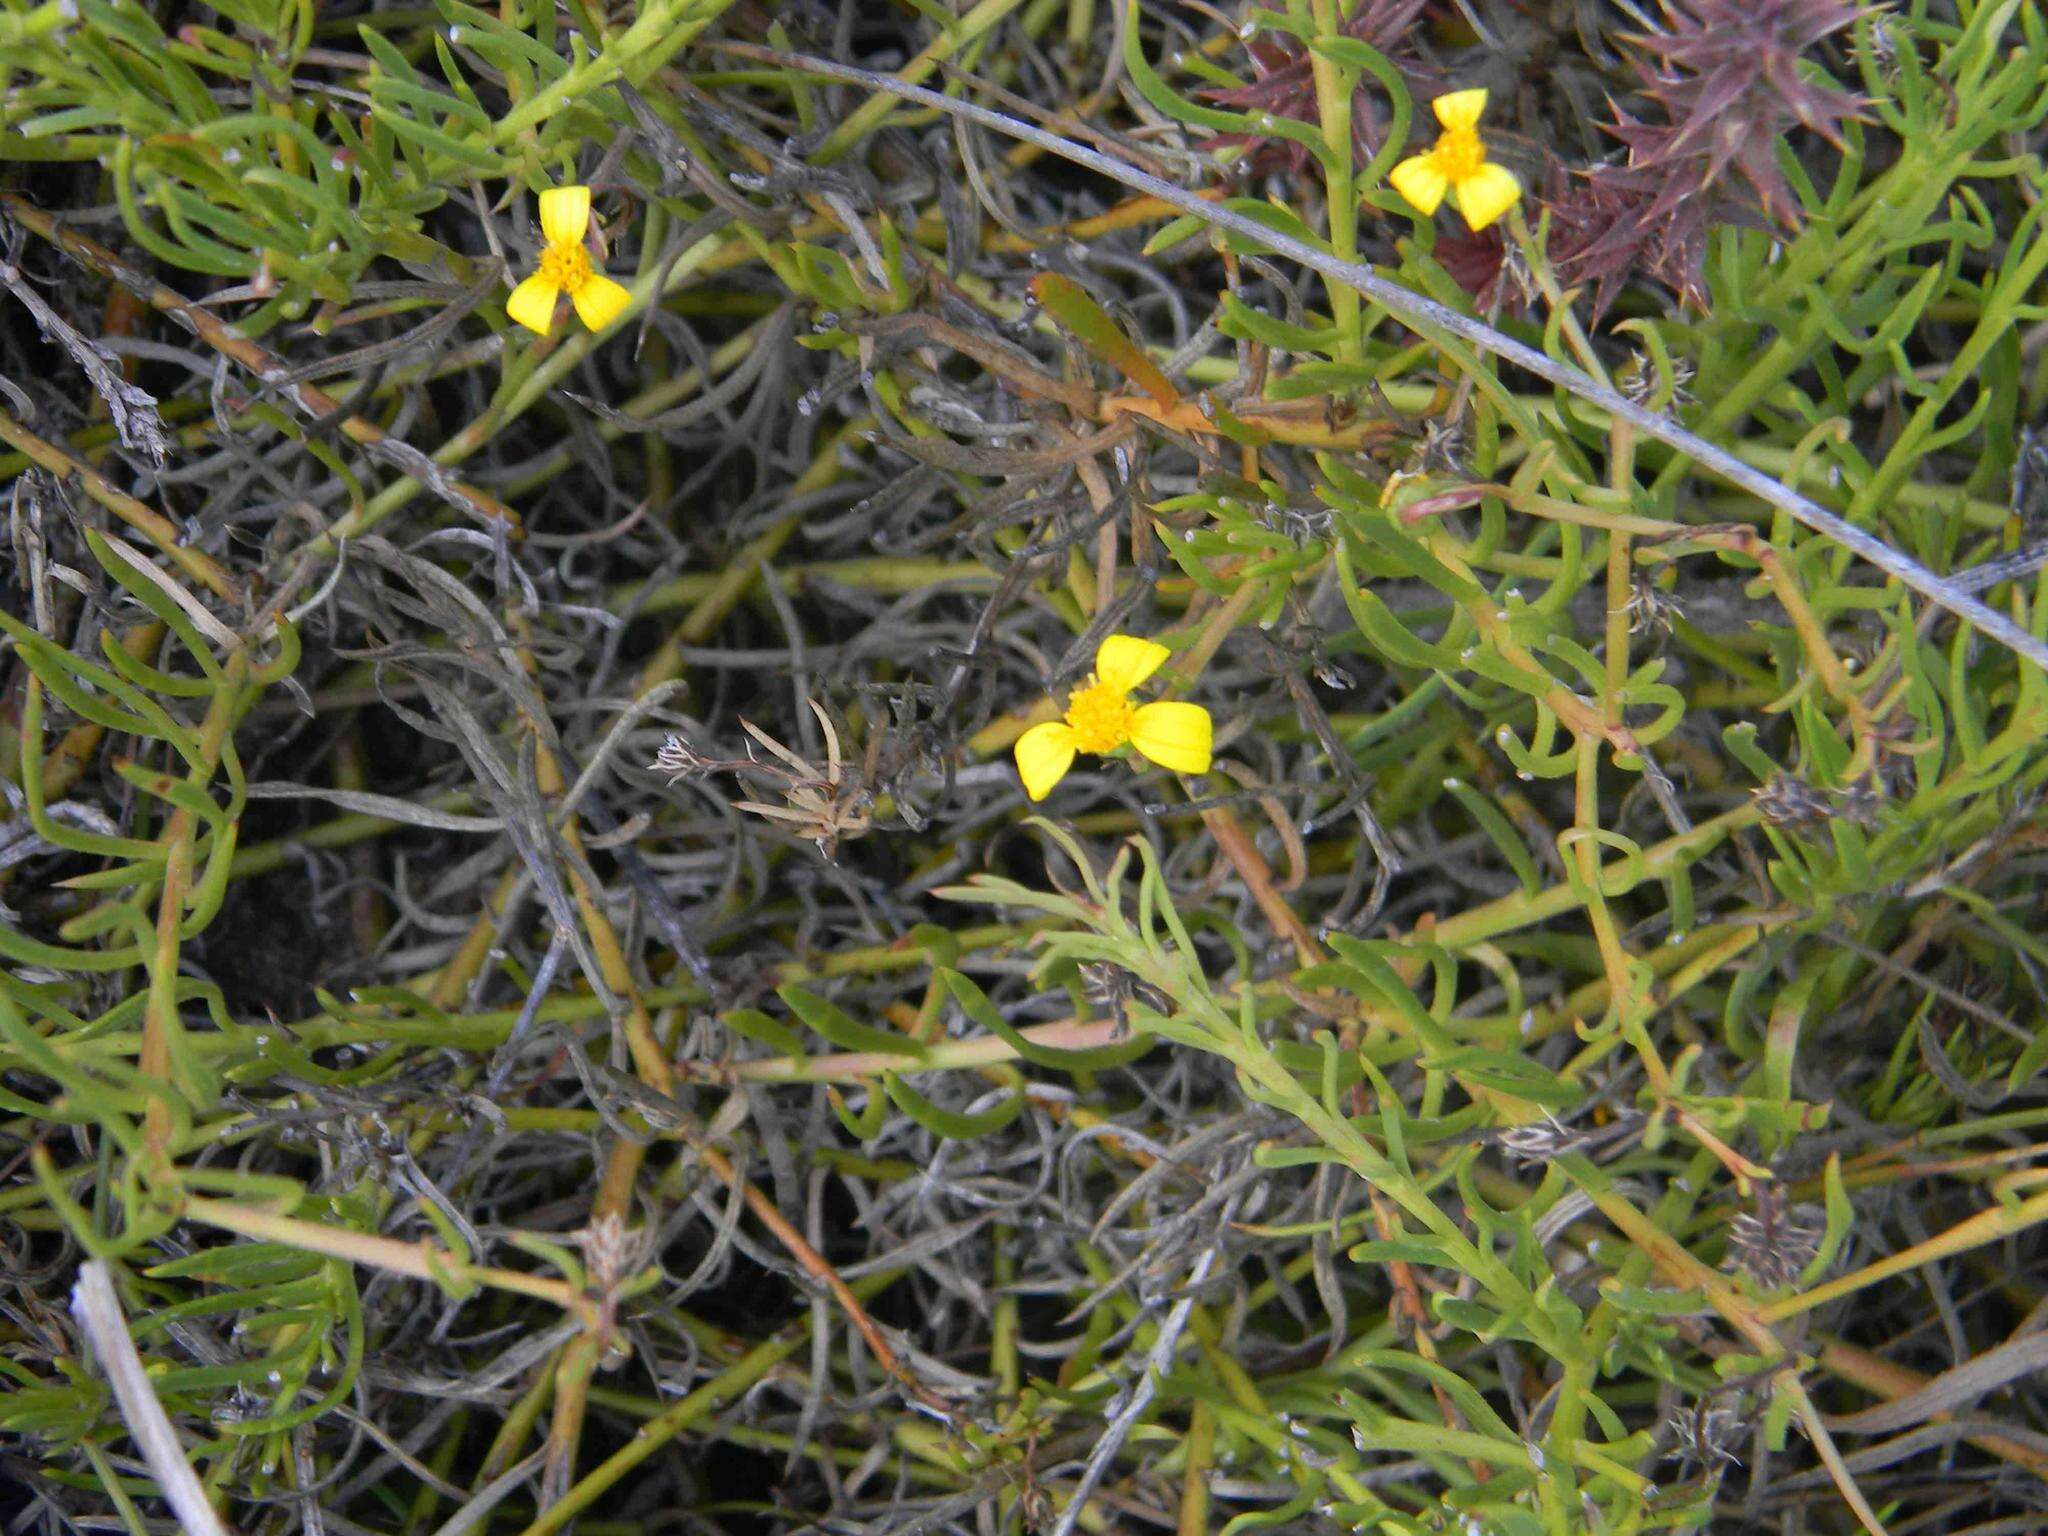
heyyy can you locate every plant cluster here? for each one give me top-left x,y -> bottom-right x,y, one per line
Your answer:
1,2 -> 2047,1536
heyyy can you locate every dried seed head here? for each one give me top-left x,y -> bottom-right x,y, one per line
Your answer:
1497,1110 -> 1644,1169
1079,961 -> 1166,1028
1831,781 -> 1883,829
1751,773 -> 1833,830
651,734 -> 713,779
1625,578 -> 1684,638
1725,1187 -> 1824,1290
1617,349 -> 1695,409
1017,1488 -> 1051,1533
1258,500 -> 1333,543
2012,428 -> 2048,527
1407,418 -> 1467,476
731,704 -> 874,857
1667,1400 -> 1746,1469
1079,960 -> 1133,1016
657,705 -> 875,856
1497,1116 -> 1583,1167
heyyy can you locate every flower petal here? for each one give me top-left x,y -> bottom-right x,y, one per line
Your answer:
1431,88 -> 1488,132
1128,702 -> 1212,776
538,184 -> 591,248
506,273 -> 560,336
1094,634 -> 1169,695
1453,163 -> 1522,232
1014,721 -> 1080,801
571,273 -> 632,332
1388,154 -> 1450,216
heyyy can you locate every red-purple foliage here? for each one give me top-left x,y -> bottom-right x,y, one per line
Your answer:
1548,0 -> 1866,318
1201,0 -> 1435,175
1433,225 -> 1517,315
1614,0 -> 1863,219
1541,163 -> 1711,318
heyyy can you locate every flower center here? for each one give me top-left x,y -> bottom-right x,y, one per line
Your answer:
1063,678 -> 1134,754
1433,128 -> 1485,182
539,241 -> 593,294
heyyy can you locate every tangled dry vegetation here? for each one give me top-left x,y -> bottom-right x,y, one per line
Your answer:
5,1 -> 2048,1533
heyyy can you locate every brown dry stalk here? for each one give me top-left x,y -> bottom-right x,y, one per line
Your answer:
1199,802 -> 1322,966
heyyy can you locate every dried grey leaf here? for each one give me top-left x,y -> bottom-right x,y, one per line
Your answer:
1,259 -> 171,467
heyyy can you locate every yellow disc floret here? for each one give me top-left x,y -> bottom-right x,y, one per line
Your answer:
538,241 -> 594,294
1063,677 -> 1136,754
1431,126 -> 1485,183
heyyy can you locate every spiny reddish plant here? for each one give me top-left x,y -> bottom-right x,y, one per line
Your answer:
1542,163 -> 1711,317
1611,0 -> 1864,220
1202,0 -> 1435,175
1548,0 -> 1866,318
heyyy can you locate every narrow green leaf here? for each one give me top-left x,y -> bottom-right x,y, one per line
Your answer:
882,1072 -> 1025,1139
779,984 -> 926,1059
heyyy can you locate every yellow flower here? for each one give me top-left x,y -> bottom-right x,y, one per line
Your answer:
1014,634 -> 1213,801
506,185 -> 632,337
1388,88 -> 1522,233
